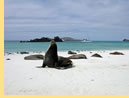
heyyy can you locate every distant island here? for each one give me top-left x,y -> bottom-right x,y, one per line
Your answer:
123,39 -> 129,41
62,37 -> 81,41
20,36 -> 82,42
20,36 -> 63,42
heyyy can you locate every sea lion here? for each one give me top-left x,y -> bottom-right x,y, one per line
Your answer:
42,40 -> 58,68
57,56 -> 73,69
42,40 -> 73,69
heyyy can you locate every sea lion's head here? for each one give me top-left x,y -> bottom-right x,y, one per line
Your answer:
50,40 -> 56,46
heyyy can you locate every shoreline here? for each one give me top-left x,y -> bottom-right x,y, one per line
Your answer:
4,50 -> 129,95
4,49 -> 129,54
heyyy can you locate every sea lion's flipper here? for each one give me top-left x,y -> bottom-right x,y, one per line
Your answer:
56,65 -> 72,70
54,62 -> 58,68
42,62 -> 46,68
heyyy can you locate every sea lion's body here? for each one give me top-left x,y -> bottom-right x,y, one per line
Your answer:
42,40 -> 58,68
42,40 -> 72,69
57,56 -> 72,69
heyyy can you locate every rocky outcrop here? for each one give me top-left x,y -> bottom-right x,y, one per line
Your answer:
68,54 -> 87,59
110,52 -> 124,55
91,53 -> 102,58
20,36 -> 63,42
68,51 -> 77,54
54,36 -> 63,42
123,39 -> 129,41
29,37 -> 51,42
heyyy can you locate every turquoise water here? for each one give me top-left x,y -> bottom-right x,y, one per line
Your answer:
4,41 -> 129,53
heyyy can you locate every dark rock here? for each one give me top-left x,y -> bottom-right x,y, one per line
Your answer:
68,51 -> 77,54
68,54 -> 87,59
7,52 -> 12,55
17,52 -> 20,54
24,54 -> 44,60
20,36 -> 63,42
54,36 -> 63,42
110,52 -> 124,55
91,53 -> 102,58
123,39 -> 129,41
6,58 -> 11,60
20,52 -> 29,54
29,37 -> 51,42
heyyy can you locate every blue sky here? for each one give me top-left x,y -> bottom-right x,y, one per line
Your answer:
4,0 -> 129,41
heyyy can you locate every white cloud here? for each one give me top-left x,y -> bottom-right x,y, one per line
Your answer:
4,0 -> 129,40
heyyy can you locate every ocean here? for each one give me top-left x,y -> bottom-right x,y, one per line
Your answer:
4,41 -> 129,53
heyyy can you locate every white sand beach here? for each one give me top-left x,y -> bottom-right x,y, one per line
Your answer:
4,50 -> 129,95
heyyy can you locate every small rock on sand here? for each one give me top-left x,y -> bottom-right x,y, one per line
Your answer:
6,58 -> 11,60
7,52 -> 12,55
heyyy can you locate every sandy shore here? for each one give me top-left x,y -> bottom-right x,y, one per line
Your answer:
4,50 -> 129,95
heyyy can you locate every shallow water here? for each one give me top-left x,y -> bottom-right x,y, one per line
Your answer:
4,41 -> 129,53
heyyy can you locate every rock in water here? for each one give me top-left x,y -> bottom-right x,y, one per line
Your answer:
68,54 -> 87,59
20,52 -> 29,54
68,51 -> 77,54
123,39 -> 129,41
110,52 -> 124,55
91,53 -> 102,58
